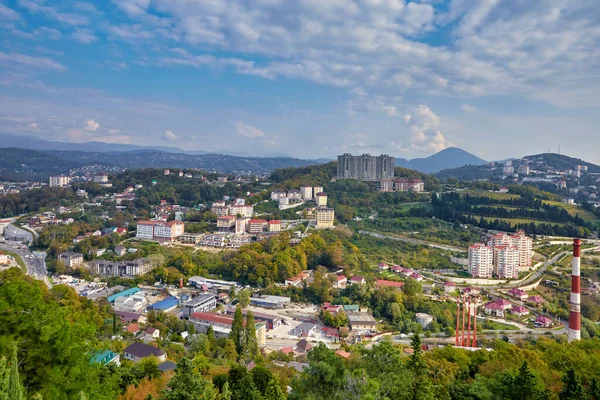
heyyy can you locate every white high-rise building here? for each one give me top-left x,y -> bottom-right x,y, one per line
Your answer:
493,246 -> 520,279
136,220 -> 184,242
300,186 -> 313,201
510,230 -> 533,268
49,175 -> 71,187
312,186 -> 323,199
468,243 -> 493,278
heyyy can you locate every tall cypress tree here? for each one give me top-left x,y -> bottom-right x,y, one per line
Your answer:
7,345 -> 24,400
230,306 -> 245,355
244,311 -> 259,360
407,334 -> 435,400
559,368 -> 583,400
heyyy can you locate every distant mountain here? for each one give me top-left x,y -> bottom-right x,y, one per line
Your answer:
0,133 -> 185,153
395,147 -> 487,173
0,147 -> 327,181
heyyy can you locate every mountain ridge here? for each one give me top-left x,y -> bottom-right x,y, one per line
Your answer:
395,147 -> 487,173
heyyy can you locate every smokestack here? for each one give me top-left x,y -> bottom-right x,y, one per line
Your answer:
473,303 -> 477,348
467,301 -> 471,347
569,238 -> 581,343
455,302 -> 460,346
461,299 -> 466,346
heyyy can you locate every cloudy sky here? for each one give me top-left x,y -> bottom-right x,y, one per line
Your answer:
1,0 -> 599,162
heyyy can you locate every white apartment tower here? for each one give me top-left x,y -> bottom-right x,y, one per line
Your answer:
49,175 -> 71,187
468,243 -> 493,278
300,186 -> 313,201
488,231 -> 533,269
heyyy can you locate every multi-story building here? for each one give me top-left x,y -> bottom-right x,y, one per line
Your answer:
182,294 -> 217,318
235,217 -> 250,235
226,236 -> 252,249
394,178 -> 424,192
217,216 -> 237,232
380,180 -> 394,192
488,231 -> 532,269
178,233 -> 204,245
49,175 -> 71,187
136,220 -> 185,242
229,204 -> 253,218
312,186 -> 323,199
518,165 -> 530,176
468,243 -> 493,278
57,252 -> 84,268
300,186 -> 313,201
267,220 -> 281,232
199,234 -> 226,247
287,189 -> 302,200
337,153 -> 395,181
315,208 -> 335,228
270,190 -> 287,200
91,259 -> 153,277
493,246 -> 519,279
315,193 -> 328,207
502,165 -> 514,176
248,219 -> 268,234
93,174 -> 109,183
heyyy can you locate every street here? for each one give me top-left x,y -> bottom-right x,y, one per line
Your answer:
0,242 -> 51,288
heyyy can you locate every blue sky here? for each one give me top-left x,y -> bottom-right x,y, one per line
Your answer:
1,0 -> 599,162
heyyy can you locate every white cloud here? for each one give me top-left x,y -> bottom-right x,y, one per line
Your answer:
84,119 -> 100,132
236,121 -> 265,138
165,129 -> 177,140
0,51 -> 67,71
461,103 -> 477,112
71,28 -> 97,44
29,122 -> 38,128
113,0 -> 151,17
404,105 -> 453,153
18,0 -> 89,25
0,3 -> 20,20
32,26 -> 63,40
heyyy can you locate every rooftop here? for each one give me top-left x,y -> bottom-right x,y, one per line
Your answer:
124,342 -> 166,358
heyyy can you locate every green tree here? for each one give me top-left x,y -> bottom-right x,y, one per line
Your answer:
161,357 -> 215,400
238,289 -> 251,308
244,311 -> 260,360
559,369 -> 583,400
503,361 -> 547,400
407,334 -> 435,400
219,381 -> 232,400
230,306 -> 245,356
0,344 -> 24,400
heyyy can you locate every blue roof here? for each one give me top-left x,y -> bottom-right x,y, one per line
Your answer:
147,296 -> 179,311
107,287 -> 140,303
91,350 -> 118,365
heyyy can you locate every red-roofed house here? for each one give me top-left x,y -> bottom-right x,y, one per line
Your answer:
535,315 -> 553,327
444,281 -> 457,293
376,279 -> 405,289
145,327 -> 160,340
335,350 -> 351,360
324,327 -> 340,340
511,306 -> 529,317
484,302 -> 506,317
495,299 -> 513,309
333,275 -> 347,288
401,269 -> 414,277
248,219 -> 268,234
410,272 -> 423,281
267,220 -> 281,232
390,265 -> 404,274
115,228 -> 128,235
279,346 -> 295,355
126,323 -> 140,334
350,276 -> 366,285
322,303 -> 343,315
378,262 -> 389,271
285,272 -> 309,287
527,296 -> 546,307
508,288 -> 528,300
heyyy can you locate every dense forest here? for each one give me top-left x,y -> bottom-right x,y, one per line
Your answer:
0,186 -> 79,218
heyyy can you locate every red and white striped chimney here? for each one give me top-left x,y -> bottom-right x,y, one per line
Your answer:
568,238 -> 581,343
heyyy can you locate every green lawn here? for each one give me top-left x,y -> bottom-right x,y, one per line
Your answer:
544,201 -> 599,222
466,215 -> 565,227
478,318 -> 520,331
459,189 -> 519,200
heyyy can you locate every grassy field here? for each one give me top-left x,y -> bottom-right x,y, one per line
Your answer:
398,202 -> 433,211
544,201 -> 599,222
459,189 -> 519,200
466,215 -> 565,227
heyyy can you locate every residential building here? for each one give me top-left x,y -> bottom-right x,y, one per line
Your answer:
229,204 -> 254,218
333,275 -> 347,288
145,327 -> 160,340
114,246 -> 126,256
312,186 -> 323,199
235,217 -> 250,235
179,233 -> 203,245
227,235 -> 251,249
349,276 -> 366,285
535,315 -> 553,327
285,272 -> 309,287
488,231 -> 533,269
91,259 -> 153,277
57,252 -> 84,268
248,219 -> 268,234
444,281 -> 457,293
337,153 -> 395,181
315,192 -> 328,207
189,312 -> 266,346
93,174 -> 109,183
468,243 -> 493,278
267,220 -> 281,232
136,220 -> 185,242
394,178 -> 424,192
511,306 -> 529,317
224,307 -> 282,330
315,207 -> 335,228
292,322 -> 317,337
199,234 -> 226,247
49,175 -> 70,187
249,295 -> 291,309
347,312 -> 377,332
123,342 -> 167,363
182,294 -> 217,318
271,190 -> 287,200
217,215 -> 237,232
211,205 -> 229,217
300,186 -> 313,201
287,189 -> 302,200
91,350 -> 120,366
380,179 -> 394,192
518,165 -> 530,175
508,288 -> 528,300
493,246 -> 520,279
484,302 -> 505,318
147,296 -> 179,313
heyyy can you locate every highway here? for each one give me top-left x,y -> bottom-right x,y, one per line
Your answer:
0,242 -> 51,288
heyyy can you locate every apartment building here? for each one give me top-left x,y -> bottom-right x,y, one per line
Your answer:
493,246 -> 520,279
49,175 -> 71,187
217,215 -> 237,232
468,243 -> 493,278
178,233 -> 204,245
380,180 -> 394,192
136,220 -> 184,242
199,234 -> 226,247
315,193 -> 328,207
312,186 -> 323,199
315,208 -> 335,228
394,178 -> 424,192
488,230 -> 532,268
300,186 -> 313,201
235,217 -> 250,235
267,220 -> 281,232
248,219 -> 268,234
91,259 -> 153,277
229,204 -> 254,218
337,153 -> 395,181
57,252 -> 84,268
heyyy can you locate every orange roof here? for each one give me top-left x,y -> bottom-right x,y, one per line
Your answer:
335,350 -> 351,359
126,323 -> 140,333
376,279 -> 405,288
